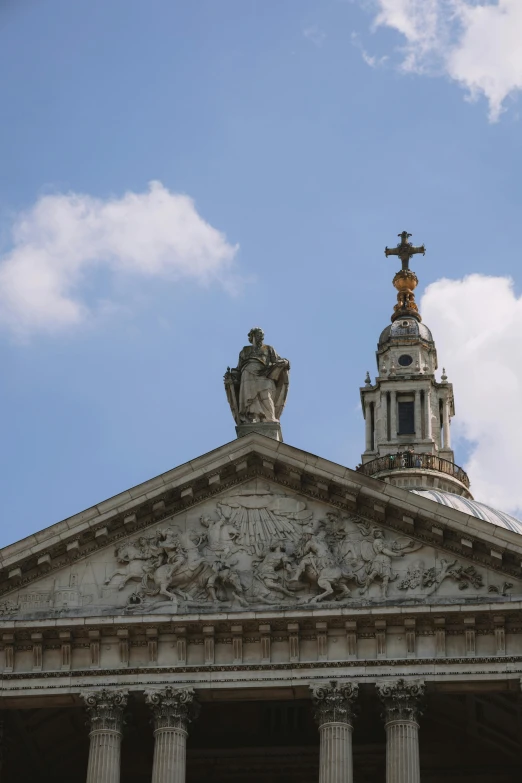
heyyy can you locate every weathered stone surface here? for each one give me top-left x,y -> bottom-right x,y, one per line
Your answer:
0,478 -> 515,626
377,679 -> 425,783
224,327 -> 289,436
81,689 -> 128,783
310,681 -> 359,727
311,681 -> 358,783
146,686 -> 200,783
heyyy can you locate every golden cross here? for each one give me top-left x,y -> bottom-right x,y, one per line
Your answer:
385,231 -> 426,272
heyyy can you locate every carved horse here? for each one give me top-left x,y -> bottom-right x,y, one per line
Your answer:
104,543 -> 152,591
290,532 -> 355,603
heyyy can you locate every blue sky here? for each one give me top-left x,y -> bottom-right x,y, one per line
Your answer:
1,0 -> 522,546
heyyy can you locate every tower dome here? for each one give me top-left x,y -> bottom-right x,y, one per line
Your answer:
357,231 -> 471,498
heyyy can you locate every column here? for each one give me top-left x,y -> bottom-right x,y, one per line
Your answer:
145,686 -> 200,783
425,388 -> 433,440
81,689 -> 128,783
442,399 -> 451,449
390,391 -> 397,441
365,402 -> 372,451
310,681 -> 359,783
414,391 -> 422,439
377,679 -> 425,783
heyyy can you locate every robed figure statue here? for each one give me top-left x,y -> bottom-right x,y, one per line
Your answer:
224,328 -> 290,431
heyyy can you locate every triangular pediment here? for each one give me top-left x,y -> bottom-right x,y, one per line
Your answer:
1,434 -> 521,620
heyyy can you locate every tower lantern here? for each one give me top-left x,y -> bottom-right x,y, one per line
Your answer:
358,232 -> 471,498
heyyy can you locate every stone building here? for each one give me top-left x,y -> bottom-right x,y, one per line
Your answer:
1,232 -> 522,782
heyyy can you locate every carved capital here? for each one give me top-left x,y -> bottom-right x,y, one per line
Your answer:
376,678 -> 425,724
81,688 -> 128,733
145,686 -> 200,732
310,680 -> 359,727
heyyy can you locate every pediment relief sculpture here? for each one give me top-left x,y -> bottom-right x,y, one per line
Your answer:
98,487 -> 511,615
3,485 -> 517,619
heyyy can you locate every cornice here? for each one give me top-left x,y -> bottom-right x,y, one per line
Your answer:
2,657 -> 522,683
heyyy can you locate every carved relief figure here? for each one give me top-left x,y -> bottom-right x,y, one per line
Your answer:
224,328 -> 290,425
359,529 -> 422,597
207,554 -> 249,607
291,526 -> 354,603
253,542 -> 296,601
200,506 -> 240,556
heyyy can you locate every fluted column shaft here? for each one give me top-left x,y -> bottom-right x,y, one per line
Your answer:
319,721 -> 353,783
86,729 -> 122,783
146,686 -> 200,783
151,727 -> 187,783
384,718 -> 420,783
81,689 -> 128,783
311,681 -> 358,783
377,679 -> 425,783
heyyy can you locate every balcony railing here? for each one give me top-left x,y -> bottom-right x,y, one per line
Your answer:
356,452 -> 470,488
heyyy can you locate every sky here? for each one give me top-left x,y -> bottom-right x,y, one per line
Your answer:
1,0 -> 522,547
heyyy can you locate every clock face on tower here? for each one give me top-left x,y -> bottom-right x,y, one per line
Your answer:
398,354 -> 413,367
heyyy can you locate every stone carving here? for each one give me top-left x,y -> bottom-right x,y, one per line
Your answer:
145,686 -> 200,731
291,526 -> 354,602
224,328 -> 290,425
0,601 -> 20,617
310,680 -> 359,726
376,679 -> 425,723
398,559 -> 484,594
489,581 -> 513,596
252,542 -> 296,601
358,527 -> 422,597
108,527 -> 248,607
81,689 -> 128,732
100,490 -> 495,612
203,488 -> 313,554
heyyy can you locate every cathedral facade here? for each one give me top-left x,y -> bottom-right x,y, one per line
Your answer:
1,234 -> 521,782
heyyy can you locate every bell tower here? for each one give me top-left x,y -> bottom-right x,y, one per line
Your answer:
358,232 -> 472,498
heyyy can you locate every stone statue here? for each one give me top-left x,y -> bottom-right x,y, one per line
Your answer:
224,328 -> 290,431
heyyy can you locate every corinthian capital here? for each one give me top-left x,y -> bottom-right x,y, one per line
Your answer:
376,678 -> 425,723
81,689 -> 128,733
310,680 -> 359,727
145,686 -> 200,732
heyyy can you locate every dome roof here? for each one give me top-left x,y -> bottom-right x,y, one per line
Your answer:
379,318 -> 434,347
411,489 -> 522,536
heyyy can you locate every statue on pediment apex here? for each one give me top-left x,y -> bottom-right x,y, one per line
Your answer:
224,327 -> 290,426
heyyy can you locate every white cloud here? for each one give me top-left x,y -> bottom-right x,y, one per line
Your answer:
421,274 -> 522,516
361,0 -> 522,121
303,26 -> 327,47
0,181 -> 238,335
